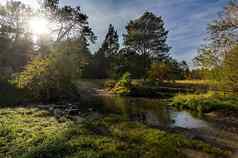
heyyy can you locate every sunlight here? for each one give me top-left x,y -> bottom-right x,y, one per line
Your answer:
28,16 -> 50,35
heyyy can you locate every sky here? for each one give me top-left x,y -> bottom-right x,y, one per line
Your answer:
0,0 -> 229,65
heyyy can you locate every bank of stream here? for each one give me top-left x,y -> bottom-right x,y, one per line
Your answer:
73,80 -> 238,157
72,94 -> 236,157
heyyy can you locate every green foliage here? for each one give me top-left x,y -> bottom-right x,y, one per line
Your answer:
16,45 -> 80,102
0,108 -> 228,158
171,92 -> 238,113
112,48 -> 149,79
223,45 -> 238,92
111,72 -> 132,96
86,24 -> 119,79
193,1 -> 238,82
147,59 -> 190,82
147,62 -> 171,82
124,12 -> 170,61
0,1 -> 33,76
44,0 -> 96,42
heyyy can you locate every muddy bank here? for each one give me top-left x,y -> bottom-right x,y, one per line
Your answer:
205,110 -> 238,133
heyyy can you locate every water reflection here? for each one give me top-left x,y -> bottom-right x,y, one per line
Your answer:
170,111 -> 208,128
80,96 -> 209,129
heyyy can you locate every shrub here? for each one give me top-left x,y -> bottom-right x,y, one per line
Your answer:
16,51 -> 80,102
111,72 -> 132,96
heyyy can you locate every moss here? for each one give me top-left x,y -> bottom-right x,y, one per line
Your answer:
171,92 -> 238,112
0,108 -> 229,158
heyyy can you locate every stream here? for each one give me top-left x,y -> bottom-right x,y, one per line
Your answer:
79,95 -> 238,158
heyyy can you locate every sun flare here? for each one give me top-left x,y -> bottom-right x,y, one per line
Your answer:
29,17 -> 50,35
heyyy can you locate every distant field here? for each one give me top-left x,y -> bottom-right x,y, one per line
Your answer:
175,80 -> 217,85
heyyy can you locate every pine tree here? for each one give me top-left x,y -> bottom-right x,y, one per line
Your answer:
92,24 -> 119,78
101,24 -> 119,57
124,12 -> 170,60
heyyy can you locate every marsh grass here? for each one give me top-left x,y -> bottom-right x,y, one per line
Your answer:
0,107 -> 229,158
171,92 -> 238,112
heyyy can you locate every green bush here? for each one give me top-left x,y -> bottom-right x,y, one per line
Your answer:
16,52 -> 80,102
111,72 -> 132,96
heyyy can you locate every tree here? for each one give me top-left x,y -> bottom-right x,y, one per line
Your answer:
89,24 -> 119,79
178,60 -> 190,79
113,48 -> 146,78
0,1 -> 33,76
16,49 -> 80,102
16,0 -> 95,101
208,1 -> 238,55
194,1 -> 238,73
147,62 -> 171,82
223,45 -> 238,92
101,24 -> 119,57
43,0 -> 96,43
124,12 -> 170,72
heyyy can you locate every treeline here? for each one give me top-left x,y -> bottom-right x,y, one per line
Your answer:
0,0 -> 191,102
82,13 -> 190,80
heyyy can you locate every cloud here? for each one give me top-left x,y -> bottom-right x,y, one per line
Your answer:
0,0 -> 229,63
153,0 -> 228,62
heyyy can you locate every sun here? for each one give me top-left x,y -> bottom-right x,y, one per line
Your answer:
29,17 -> 50,35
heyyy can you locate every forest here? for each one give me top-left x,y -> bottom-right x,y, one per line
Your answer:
0,0 -> 238,158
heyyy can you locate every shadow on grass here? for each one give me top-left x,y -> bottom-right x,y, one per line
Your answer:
0,105 -> 190,158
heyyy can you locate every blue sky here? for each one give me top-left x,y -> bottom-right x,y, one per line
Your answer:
0,0 -> 229,65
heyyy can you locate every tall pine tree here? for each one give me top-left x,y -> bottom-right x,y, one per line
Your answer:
93,24 -> 119,78
124,12 -> 170,72
100,24 -> 119,57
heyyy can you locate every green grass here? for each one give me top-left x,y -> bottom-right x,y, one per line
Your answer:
171,92 -> 238,112
0,107 -> 229,158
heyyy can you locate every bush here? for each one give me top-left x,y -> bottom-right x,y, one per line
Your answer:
111,72 -> 132,96
16,51 -> 80,102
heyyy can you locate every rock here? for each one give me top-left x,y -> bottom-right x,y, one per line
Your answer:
92,126 -> 110,135
88,108 -> 93,112
37,105 -> 50,110
86,112 -> 103,122
70,116 -> 85,123
66,109 -> 81,115
49,107 -> 54,112
53,108 -> 64,118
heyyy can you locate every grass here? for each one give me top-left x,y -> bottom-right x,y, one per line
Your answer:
0,107 -> 229,158
171,91 -> 238,112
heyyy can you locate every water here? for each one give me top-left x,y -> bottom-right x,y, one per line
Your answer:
80,96 -> 209,129
79,95 -> 238,157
